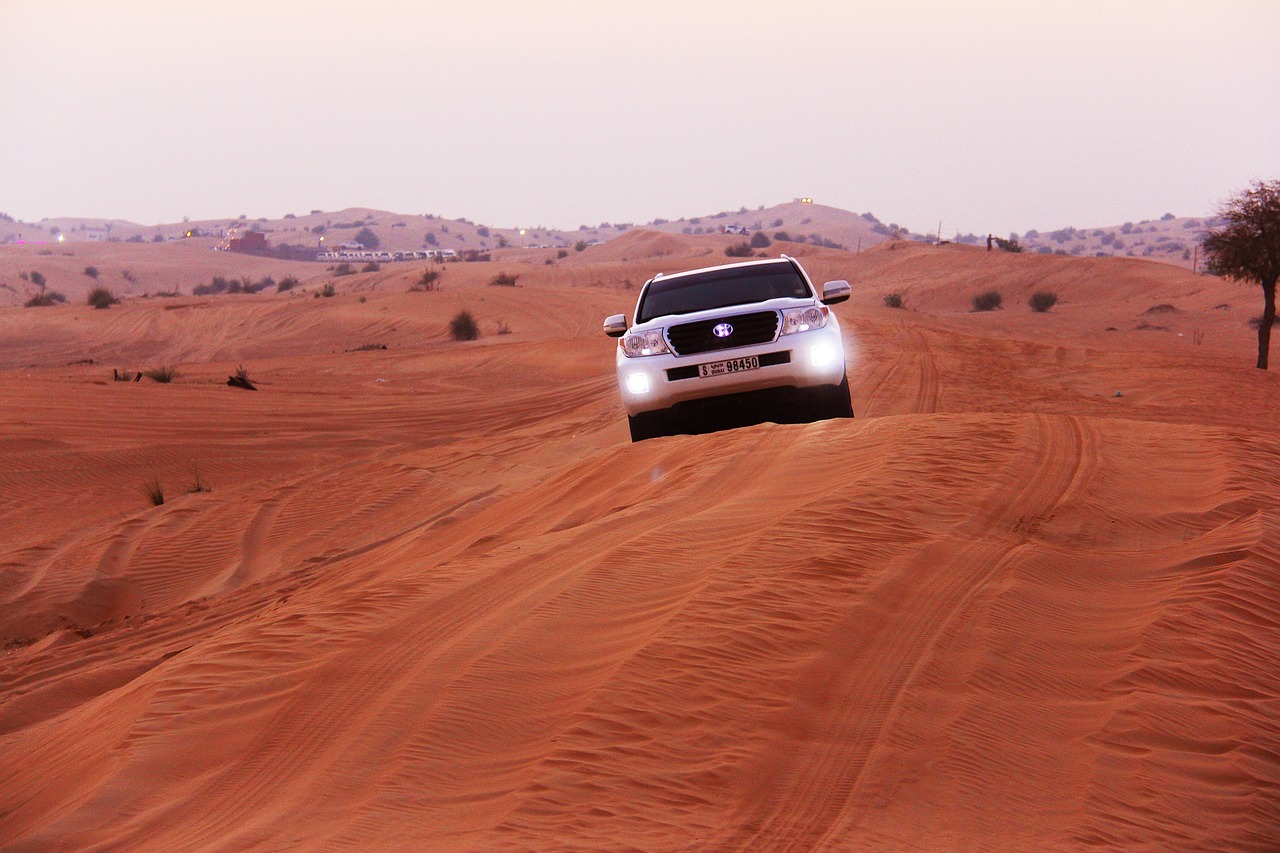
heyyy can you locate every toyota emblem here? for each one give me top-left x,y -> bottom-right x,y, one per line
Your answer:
712,322 -> 733,338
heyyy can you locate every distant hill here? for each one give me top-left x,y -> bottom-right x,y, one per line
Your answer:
1,201 -> 1216,271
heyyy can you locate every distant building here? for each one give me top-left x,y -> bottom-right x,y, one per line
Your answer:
229,231 -> 268,253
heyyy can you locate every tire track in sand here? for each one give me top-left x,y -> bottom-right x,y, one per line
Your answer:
856,323 -> 940,417
715,414 -> 1099,849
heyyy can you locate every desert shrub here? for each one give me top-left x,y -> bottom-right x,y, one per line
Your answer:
773,231 -> 792,242
143,365 -> 178,383
883,293 -> 904,309
334,263 -> 355,276
142,476 -> 165,507
557,249 -> 568,259
994,236 -> 1022,253
449,309 -> 479,341
749,231 -> 772,249
1029,290 -> 1058,312
495,319 -> 512,335
321,283 -> 336,298
574,240 -> 588,252
187,465 -> 211,494
25,291 -> 66,307
361,261 -> 380,273
424,231 -> 438,246
460,250 -> 490,262
476,226 -> 490,238
88,287 -> 119,309
1161,212 -> 1176,221
412,269 -> 441,291
972,290 -> 1003,311
30,271 -> 46,287
724,242 -> 753,258
84,265 -> 100,279
277,275 -> 299,292
489,272 -> 518,287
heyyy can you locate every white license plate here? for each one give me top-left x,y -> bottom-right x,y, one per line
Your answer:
698,355 -> 760,378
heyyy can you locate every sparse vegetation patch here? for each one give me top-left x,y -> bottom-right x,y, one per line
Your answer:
1029,290 -> 1058,312
883,293 -> 904,309
25,291 -> 66,307
143,365 -> 178,383
972,290 -> 1003,312
449,309 -> 480,341
88,287 -> 119,309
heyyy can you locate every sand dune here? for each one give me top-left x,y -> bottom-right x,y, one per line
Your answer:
1,240 -> 1278,850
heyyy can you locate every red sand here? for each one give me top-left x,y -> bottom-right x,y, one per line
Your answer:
1,238 -> 1278,850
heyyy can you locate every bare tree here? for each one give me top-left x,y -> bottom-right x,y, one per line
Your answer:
1202,179 -> 1280,369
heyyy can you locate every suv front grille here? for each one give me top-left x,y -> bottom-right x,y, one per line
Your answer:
666,310 -> 779,356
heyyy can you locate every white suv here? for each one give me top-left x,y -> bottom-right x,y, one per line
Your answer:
603,255 -> 853,441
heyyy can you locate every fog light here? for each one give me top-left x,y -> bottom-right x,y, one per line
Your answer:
626,373 -> 651,395
809,342 -> 837,368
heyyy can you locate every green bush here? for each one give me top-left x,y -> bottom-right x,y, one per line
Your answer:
972,290 -> 1003,312
1029,290 -> 1058,312
449,309 -> 479,341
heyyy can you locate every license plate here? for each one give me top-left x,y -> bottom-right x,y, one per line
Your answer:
698,355 -> 760,378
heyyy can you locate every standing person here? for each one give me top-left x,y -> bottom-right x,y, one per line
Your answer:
987,234 -> 993,251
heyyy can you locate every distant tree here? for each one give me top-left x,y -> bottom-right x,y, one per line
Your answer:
354,227 -> 380,250
1202,179 -> 1280,369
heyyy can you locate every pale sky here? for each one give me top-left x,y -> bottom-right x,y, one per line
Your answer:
2,1 -> 1277,237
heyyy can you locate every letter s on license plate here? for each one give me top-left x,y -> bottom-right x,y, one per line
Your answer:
698,355 -> 760,378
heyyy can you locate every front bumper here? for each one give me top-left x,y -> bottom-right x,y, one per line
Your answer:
615,322 -> 847,416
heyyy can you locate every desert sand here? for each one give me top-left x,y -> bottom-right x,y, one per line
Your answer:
1,234 -> 1278,851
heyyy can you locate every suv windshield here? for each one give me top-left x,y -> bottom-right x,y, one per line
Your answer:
637,261 -> 812,323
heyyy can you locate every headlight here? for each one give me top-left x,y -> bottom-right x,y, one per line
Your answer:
781,305 -> 829,335
620,329 -> 670,357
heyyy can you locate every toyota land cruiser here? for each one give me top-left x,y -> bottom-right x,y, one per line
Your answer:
603,255 -> 853,441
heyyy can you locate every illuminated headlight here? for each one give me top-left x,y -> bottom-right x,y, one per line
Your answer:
621,329 -> 670,357
809,341 -> 839,368
781,305 -> 829,335
626,373 -> 651,395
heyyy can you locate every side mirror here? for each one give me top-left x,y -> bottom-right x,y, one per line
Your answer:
821,280 -> 851,305
603,314 -> 628,337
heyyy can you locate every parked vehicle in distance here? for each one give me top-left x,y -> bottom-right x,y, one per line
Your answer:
603,255 -> 854,441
